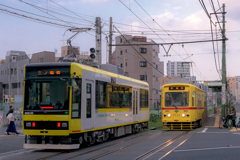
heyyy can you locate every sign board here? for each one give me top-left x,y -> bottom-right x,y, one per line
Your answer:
208,82 -> 222,87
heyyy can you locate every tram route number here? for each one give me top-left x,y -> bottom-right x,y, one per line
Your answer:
98,114 -> 107,117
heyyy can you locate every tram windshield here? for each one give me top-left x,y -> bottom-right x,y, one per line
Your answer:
165,92 -> 189,107
24,79 -> 69,113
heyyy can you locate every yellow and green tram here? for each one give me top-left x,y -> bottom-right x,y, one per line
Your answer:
22,63 -> 149,149
161,83 -> 206,130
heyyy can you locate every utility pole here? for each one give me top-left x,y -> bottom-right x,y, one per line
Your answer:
221,3 -> 227,116
95,17 -> 102,64
109,17 -> 113,64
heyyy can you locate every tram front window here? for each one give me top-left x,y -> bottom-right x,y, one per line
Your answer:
24,79 -> 69,112
165,92 -> 189,107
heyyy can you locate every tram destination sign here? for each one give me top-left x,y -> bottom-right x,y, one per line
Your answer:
26,66 -> 70,78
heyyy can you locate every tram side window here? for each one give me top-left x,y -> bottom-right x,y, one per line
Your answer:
109,85 -> 131,107
96,81 -> 107,108
72,79 -> 81,118
140,89 -> 148,108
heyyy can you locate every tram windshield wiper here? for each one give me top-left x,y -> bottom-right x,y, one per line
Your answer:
173,105 -> 178,109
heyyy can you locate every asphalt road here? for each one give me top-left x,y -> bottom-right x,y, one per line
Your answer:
0,114 -> 240,160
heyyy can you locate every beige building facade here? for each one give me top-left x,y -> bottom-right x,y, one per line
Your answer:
114,35 -> 163,107
227,77 -> 237,94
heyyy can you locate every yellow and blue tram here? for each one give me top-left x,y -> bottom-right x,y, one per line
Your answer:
22,63 -> 149,149
161,83 -> 206,130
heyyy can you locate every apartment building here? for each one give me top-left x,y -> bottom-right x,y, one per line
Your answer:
0,50 -> 30,99
227,77 -> 237,94
167,61 -> 191,80
114,35 -> 163,107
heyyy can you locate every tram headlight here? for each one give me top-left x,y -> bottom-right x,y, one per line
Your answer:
182,114 -> 185,117
62,123 -> 68,127
187,114 -> 190,117
168,114 -> 171,117
164,114 -> 166,117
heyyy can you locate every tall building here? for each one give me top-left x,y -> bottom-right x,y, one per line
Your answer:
0,50 -> 30,99
114,35 -> 163,107
167,61 -> 191,80
227,77 -> 237,94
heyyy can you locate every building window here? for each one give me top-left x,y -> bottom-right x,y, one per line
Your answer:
120,64 -> 123,68
14,68 -> 17,75
140,61 -> 147,67
140,75 -> 147,81
120,50 -> 122,55
11,69 -> 13,75
120,38 -> 122,43
156,77 -> 158,81
156,90 -> 158,94
38,58 -> 44,63
140,48 -> 147,53
125,49 -> 127,53
156,64 -> 158,69
1,71 -> 4,75
126,63 -> 127,66
21,70 -> 23,74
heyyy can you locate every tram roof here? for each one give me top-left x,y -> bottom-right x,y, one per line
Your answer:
26,62 -> 149,86
73,63 -> 149,86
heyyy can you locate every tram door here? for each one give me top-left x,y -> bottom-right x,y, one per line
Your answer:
133,89 -> 139,122
82,80 -> 94,130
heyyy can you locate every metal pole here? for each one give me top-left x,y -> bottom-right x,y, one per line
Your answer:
109,17 -> 113,64
222,3 -> 227,117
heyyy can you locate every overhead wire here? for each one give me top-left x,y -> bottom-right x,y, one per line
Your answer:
133,0 -> 208,80
114,26 -> 169,78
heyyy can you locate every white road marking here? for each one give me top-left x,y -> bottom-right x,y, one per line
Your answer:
202,128 -> 208,133
0,149 -> 39,159
197,132 -> 229,133
174,146 -> 240,152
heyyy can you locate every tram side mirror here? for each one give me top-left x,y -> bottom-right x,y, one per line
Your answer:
68,78 -> 73,87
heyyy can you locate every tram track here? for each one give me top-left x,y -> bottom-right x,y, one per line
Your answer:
35,130 -> 158,160
134,132 -> 189,160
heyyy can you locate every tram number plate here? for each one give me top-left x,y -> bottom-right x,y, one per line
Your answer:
25,112 -> 33,115
173,114 -> 180,117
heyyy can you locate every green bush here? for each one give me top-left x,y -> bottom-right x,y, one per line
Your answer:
150,113 -> 160,123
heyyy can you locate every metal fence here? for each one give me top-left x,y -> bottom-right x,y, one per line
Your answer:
2,102 -> 23,127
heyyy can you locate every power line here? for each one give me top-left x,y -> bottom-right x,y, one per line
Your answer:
0,4 -> 93,27
19,0 -> 76,28
120,0 -> 208,80
0,8 -> 72,28
49,0 -> 95,25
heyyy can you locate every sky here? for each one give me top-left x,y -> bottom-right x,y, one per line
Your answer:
0,0 -> 239,81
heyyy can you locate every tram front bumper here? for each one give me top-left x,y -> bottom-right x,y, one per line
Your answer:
23,143 -> 79,150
